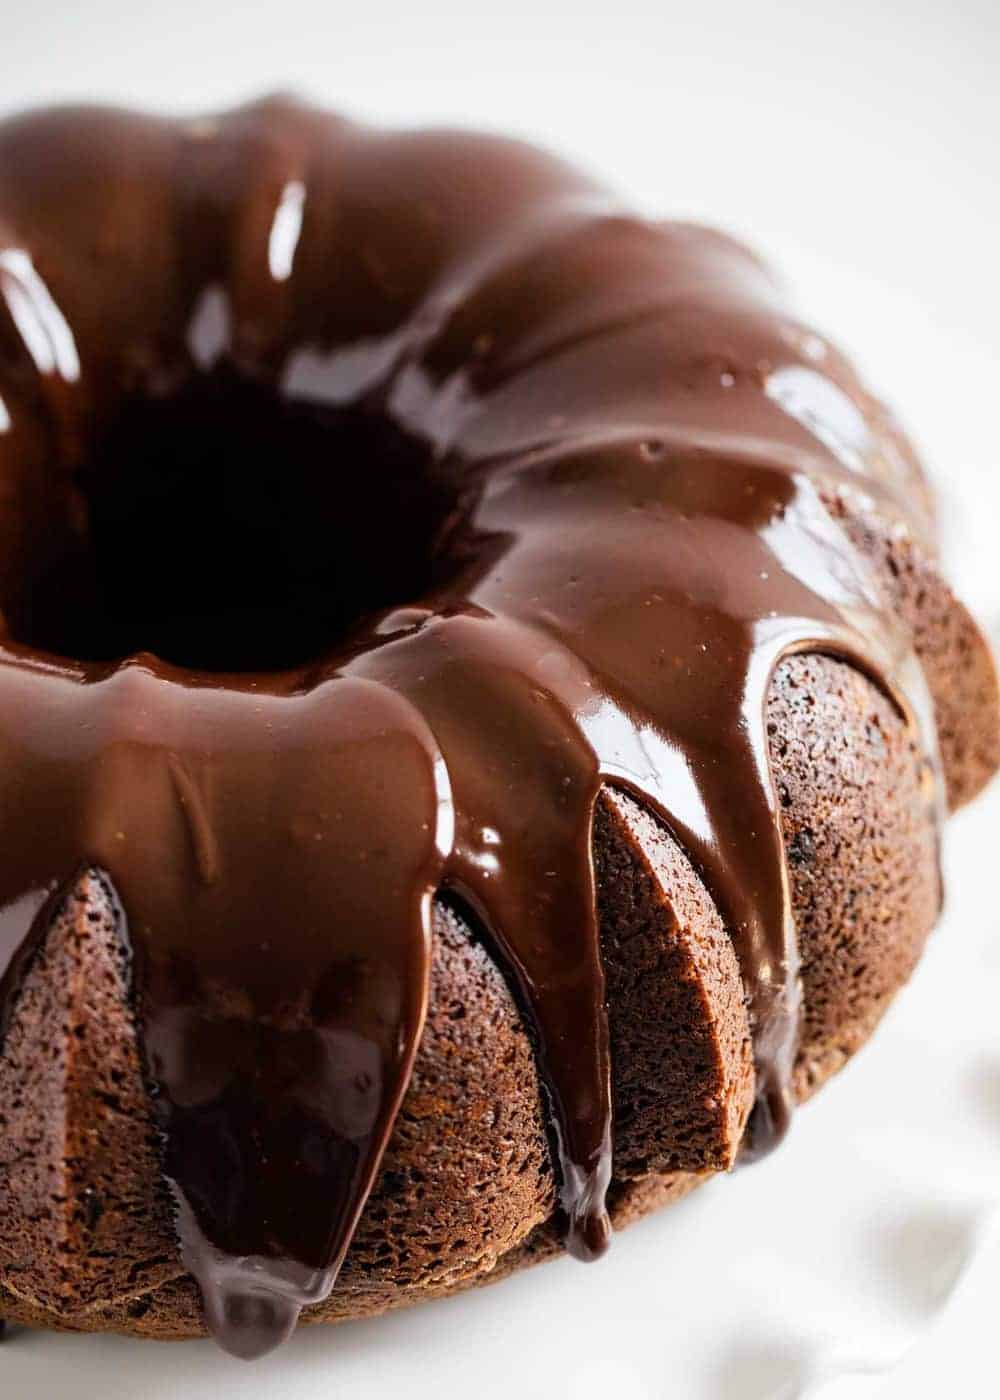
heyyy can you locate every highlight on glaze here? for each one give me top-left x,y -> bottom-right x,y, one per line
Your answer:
0,98 -> 941,1357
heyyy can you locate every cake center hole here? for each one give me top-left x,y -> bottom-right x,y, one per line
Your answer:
8,368 -> 459,671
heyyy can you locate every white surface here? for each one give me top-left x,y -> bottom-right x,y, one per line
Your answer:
1,2 -> 998,1396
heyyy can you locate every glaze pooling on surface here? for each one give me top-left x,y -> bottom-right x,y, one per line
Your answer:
0,98 -> 940,1357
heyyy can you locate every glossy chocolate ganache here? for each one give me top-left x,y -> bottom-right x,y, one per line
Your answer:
0,98 -> 944,1357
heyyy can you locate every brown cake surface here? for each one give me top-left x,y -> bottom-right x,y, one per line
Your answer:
0,97 -> 995,1355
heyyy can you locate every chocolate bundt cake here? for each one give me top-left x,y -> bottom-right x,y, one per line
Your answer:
0,96 -> 996,1359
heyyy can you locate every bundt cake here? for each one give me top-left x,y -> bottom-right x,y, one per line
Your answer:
0,96 -> 996,1360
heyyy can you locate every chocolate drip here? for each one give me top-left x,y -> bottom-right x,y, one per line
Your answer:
0,658 -> 447,1357
0,99 -> 940,1355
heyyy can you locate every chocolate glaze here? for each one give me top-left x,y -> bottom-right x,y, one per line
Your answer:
0,98 -> 941,1357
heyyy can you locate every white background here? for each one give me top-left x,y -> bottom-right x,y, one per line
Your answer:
1,2 -> 998,1397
